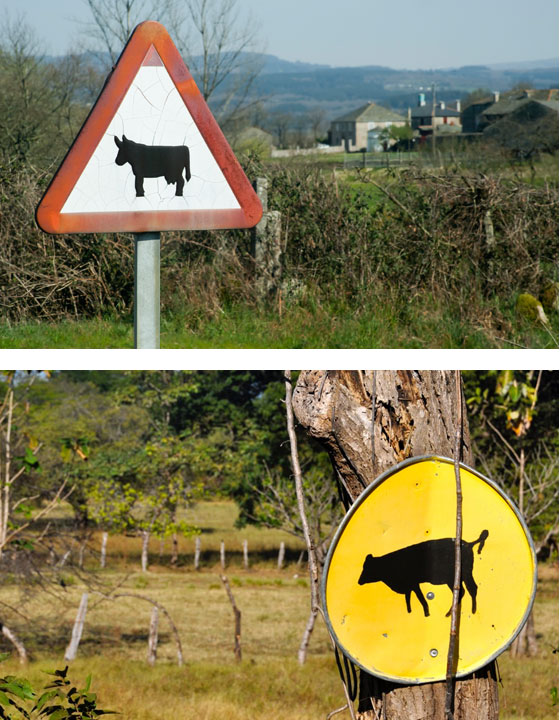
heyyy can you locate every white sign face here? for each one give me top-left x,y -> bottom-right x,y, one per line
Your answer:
61,50 -> 240,215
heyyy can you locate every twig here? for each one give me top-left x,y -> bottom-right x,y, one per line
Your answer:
285,372 -> 356,719
445,370 -> 463,720
366,177 -> 433,239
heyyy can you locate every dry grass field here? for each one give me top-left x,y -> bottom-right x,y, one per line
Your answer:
0,501 -> 557,719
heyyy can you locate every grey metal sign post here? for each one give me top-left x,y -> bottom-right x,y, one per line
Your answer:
134,232 -> 160,349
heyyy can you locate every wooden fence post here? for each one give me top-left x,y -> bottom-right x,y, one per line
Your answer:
65,592 -> 88,661
220,540 -> 226,570
194,536 -> 201,570
278,541 -> 285,569
220,575 -> 241,662
100,531 -> 108,568
1,624 -> 27,665
242,539 -> 249,569
141,530 -> 149,572
147,605 -> 159,666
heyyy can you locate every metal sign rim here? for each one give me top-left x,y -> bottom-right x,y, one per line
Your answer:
35,20 -> 262,234
321,454 -> 538,685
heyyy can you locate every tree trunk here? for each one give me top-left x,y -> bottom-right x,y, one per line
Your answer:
298,605 -> 319,665
510,610 -> 538,657
292,370 -> 499,720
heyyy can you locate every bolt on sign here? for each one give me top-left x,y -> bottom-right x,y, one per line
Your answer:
35,21 -> 262,234
322,456 -> 536,684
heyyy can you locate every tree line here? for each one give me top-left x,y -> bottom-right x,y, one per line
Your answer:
2,370 -> 557,559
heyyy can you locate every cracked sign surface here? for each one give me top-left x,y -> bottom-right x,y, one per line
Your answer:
322,456 -> 536,684
36,22 -> 261,234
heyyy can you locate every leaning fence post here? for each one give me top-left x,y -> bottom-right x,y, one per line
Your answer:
147,605 -> 159,666
65,592 -> 88,661
220,575 -> 241,662
194,536 -> 201,570
242,539 -> 249,569
278,541 -> 285,569
141,530 -> 149,572
100,531 -> 108,568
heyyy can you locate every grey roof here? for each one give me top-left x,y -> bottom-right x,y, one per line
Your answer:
483,97 -> 559,117
410,106 -> 461,118
332,102 -> 405,123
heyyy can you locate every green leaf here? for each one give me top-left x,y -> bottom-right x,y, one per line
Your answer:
1,680 -> 34,700
48,708 -> 69,720
35,690 -> 58,711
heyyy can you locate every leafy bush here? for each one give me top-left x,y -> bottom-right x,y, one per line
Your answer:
0,665 -> 114,719
0,155 -> 557,337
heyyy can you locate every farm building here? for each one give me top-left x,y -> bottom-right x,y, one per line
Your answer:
328,102 -> 406,151
462,89 -> 559,133
409,93 -> 462,135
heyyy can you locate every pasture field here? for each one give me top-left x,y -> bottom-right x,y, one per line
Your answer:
0,501 -> 557,719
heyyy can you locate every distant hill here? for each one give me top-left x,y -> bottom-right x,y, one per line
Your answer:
46,49 -> 558,123
487,58 -> 558,70
259,54 -> 330,74
250,56 -> 559,118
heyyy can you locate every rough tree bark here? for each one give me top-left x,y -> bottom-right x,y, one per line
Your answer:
292,370 -> 499,720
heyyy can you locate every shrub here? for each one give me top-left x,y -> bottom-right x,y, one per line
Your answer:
0,665 -> 114,719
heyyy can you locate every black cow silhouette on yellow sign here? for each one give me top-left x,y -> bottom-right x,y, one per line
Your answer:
358,529 -> 489,617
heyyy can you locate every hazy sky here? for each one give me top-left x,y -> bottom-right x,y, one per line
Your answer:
0,0 -> 558,69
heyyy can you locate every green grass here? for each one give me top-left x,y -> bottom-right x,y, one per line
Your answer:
0,317 -> 133,349
0,294 -> 556,349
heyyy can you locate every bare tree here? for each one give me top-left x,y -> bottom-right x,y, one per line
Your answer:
80,0 -> 264,127
292,370 -> 499,720
168,0 -> 264,125
0,13 -> 98,164
79,0 -> 171,65
0,373 -> 72,557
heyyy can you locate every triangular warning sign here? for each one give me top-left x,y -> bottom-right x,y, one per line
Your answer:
36,21 -> 262,234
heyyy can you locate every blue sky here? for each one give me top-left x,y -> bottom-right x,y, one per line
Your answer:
0,0 -> 558,69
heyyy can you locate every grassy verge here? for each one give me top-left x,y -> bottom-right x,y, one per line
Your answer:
0,295 -> 556,349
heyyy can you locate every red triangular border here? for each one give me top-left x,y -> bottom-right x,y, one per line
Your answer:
36,21 -> 262,234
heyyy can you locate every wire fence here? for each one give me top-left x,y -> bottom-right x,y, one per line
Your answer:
341,150 -> 496,170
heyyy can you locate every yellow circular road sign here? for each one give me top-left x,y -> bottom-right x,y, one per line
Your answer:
322,456 -> 536,684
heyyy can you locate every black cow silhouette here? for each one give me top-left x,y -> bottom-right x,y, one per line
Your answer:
114,135 -> 191,197
357,529 -> 489,617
